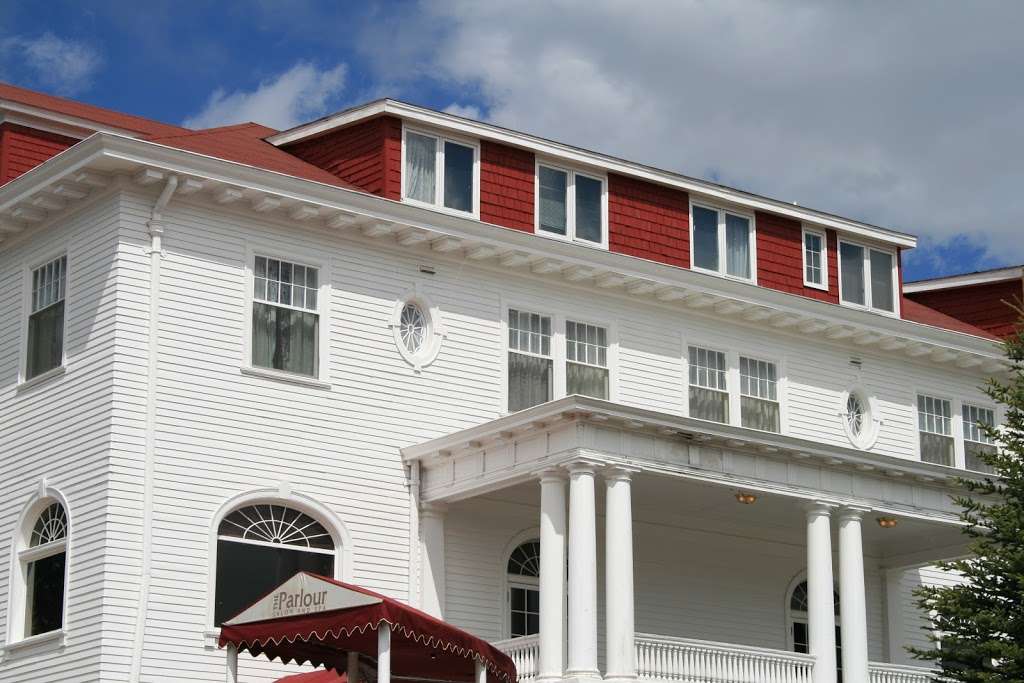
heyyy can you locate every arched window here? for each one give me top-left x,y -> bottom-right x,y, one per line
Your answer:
507,540 -> 540,638
214,503 -> 335,625
17,501 -> 68,639
788,580 -> 842,679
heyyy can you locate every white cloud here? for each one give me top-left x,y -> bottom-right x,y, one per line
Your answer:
184,62 -> 347,131
1,33 -> 102,96
443,102 -> 482,120
363,1 -> 1024,267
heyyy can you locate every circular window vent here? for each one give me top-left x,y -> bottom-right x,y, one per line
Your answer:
841,387 -> 880,450
391,292 -> 445,372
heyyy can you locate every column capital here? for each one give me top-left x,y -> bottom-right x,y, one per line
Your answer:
838,504 -> 872,521
534,466 -> 567,483
604,463 -> 641,482
804,500 -> 838,518
564,458 -> 604,476
420,502 -> 448,519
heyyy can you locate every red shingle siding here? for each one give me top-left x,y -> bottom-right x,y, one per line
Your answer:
0,123 -> 78,185
754,211 -> 839,303
608,173 -> 689,268
906,280 -> 1022,339
480,141 -> 534,232
283,116 -> 401,200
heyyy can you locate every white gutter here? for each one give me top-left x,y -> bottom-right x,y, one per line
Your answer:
904,266 -> 1023,293
129,174 -> 178,683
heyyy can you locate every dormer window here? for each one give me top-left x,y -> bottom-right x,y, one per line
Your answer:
402,128 -> 479,217
690,203 -> 755,282
838,240 -> 897,314
536,163 -> 607,247
802,227 -> 828,290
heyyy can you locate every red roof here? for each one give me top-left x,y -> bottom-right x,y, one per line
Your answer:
146,123 -> 361,191
901,297 -> 1001,341
0,81 -> 188,138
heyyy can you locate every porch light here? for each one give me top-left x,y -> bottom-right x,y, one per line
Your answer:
735,491 -> 757,505
876,516 -> 898,528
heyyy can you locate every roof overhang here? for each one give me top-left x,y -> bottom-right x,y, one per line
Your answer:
0,132 -> 1001,373
402,395 -> 974,525
905,266 -> 1024,293
268,99 -> 917,249
0,99 -> 145,139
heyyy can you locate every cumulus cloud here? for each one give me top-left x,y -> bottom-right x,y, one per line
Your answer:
443,102 -> 483,120
1,33 -> 102,96
362,1 -> 1024,271
184,62 -> 346,131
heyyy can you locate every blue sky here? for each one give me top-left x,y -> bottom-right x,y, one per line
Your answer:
2,1 -> 1022,281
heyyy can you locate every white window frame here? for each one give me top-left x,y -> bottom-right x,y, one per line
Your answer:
801,225 -> 829,291
916,392 -> 956,467
961,401 -> 999,472
738,354 -> 782,433
688,201 -> 758,284
534,159 -> 609,250
401,125 -> 481,219
682,338 -> 788,433
501,300 -> 618,414
242,244 -> 331,388
564,317 -> 612,401
837,239 -> 900,317
19,251 -> 70,387
5,489 -> 71,650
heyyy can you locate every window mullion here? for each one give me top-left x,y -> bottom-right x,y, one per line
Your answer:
718,210 -> 727,275
566,172 -> 576,241
863,249 -> 873,309
436,138 -> 445,206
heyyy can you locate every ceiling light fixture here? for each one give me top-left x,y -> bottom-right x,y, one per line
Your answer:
876,517 -> 898,529
735,491 -> 757,505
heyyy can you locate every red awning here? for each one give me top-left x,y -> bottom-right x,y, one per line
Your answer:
219,572 -> 516,683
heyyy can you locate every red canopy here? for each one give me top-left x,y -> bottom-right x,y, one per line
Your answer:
219,572 -> 516,683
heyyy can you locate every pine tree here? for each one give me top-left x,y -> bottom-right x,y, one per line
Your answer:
910,315 -> 1024,681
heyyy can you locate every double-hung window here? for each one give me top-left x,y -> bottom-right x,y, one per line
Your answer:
536,164 -> 606,247
566,321 -> 609,399
688,346 -> 729,423
691,204 -> 754,281
918,395 -> 954,466
26,255 -> 67,380
839,241 -> 896,314
962,404 -> 997,473
507,309 -> 553,412
404,129 -> 478,215
252,256 -> 320,378
802,228 -> 828,289
740,356 -> 780,432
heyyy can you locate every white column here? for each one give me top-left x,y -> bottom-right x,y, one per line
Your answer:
806,502 -> 837,683
348,651 -> 360,683
378,623 -> 392,683
604,466 -> 636,683
839,506 -> 871,683
475,660 -> 487,683
420,504 -> 447,619
226,644 -> 238,683
566,461 -> 600,680
538,469 -> 567,683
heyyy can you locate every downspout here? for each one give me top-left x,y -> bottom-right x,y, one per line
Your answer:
129,174 -> 178,682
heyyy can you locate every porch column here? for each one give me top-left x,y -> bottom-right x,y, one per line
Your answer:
566,460 -> 600,681
225,643 -> 238,683
604,466 -> 636,683
420,504 -> 447,619
838,506 -> 871,683
538,469 -> 567,683
806,502 -> 837,683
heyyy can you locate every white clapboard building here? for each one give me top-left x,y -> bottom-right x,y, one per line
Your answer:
0,82 -> 1010,683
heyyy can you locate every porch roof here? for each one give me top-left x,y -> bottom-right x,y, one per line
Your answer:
402,396 -> 975,524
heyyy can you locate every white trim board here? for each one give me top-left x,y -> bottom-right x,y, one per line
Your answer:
904,266 -> 1023,293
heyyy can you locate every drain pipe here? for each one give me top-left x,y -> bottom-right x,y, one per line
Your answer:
129,174 -> 178,682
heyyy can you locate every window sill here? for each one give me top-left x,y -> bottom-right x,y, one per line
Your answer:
401,196 -> 480,222
15,366 -> 66,393
2,628 -> 65,655
803,280 -> 830,292
239,366 -> 331,390
534,228 -> 608,251
690,265 -> 756,286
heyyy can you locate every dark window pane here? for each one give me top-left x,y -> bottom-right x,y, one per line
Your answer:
692,206 -> 719,271
26,552 -> 65,635
444,141 -> 474,212
869,250 -> 894,312
511,612 -> 526,638
840,243 -> 865,305
793,622 -> 808,654
511,587 -> 525,611
567,363 -> 608,399
252,303 -> 319,377
575,175 -> 603,243
27,301 -> 64,379
508,352 -> 552,412
215,540 -> 333,625
920,433 -> 954,466
538,167 -> 568,235
526,589 -> 540,612
526,613 -> 539,635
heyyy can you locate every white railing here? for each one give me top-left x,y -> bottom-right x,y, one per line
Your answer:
869,662 -> 935,683
493,634 -> 540,681
635,633 -> 814,683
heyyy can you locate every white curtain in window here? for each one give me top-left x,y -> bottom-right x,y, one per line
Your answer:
508,352 -> 552,411
725,214 -> 750,278
405,133 -> 436,203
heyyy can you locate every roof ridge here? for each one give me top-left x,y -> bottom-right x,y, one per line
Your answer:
147,122 -> 277,142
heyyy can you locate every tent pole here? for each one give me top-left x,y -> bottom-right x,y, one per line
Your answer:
475,660 -> 486,683
226,643 -> 238,683
348,651 -> 360,683
377,623 -> 392,683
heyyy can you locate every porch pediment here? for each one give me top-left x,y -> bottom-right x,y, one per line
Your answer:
402,396 -> 971,524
